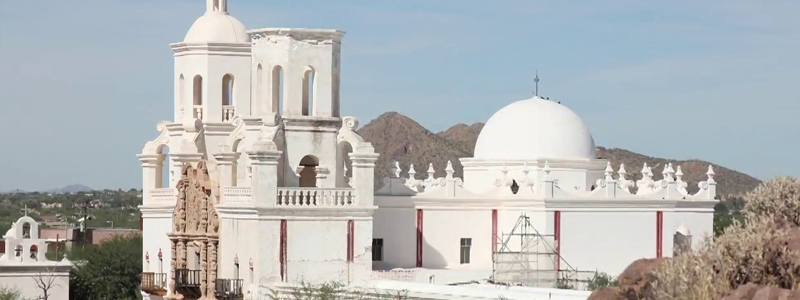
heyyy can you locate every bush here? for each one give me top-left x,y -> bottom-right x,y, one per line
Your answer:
586,272 -> 618,291
653,176 -> 800,300
0,287 -> 25,300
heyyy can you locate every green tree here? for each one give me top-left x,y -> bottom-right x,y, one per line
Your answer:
586,271 -> 618,291
0,286 -> 25,300
69,234 -> 142,300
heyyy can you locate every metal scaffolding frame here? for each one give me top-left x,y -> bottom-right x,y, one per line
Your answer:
491,213 -> 593,289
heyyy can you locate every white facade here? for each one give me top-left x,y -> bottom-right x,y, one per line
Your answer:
139,0 -> 378,298
373,97 -> 718,286
0,216 -> 73,300
138,0 -> 717,298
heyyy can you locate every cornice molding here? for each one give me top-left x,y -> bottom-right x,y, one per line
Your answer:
170,42 -> 252,57
460,157 -> 608,171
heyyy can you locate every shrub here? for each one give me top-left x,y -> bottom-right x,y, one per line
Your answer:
0,286 -> 25,300
653,176 -> 800,300
586,272 -> 618,291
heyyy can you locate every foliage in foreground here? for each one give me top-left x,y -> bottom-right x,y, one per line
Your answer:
265,281 -> 409,300
0,286 -> 26,300
586,271 -> 618,291
68,233 -> 143,300
653,176 -> 800,300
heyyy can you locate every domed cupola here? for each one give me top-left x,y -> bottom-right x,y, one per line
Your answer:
473,96 -> 596,161
184,0 -> 250,43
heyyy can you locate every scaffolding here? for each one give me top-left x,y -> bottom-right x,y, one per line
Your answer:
491,213 -> 594,290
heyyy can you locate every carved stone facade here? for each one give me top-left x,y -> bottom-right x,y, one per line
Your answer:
167,162 -> 221,300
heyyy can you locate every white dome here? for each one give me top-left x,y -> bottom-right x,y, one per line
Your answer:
184,13 -> 250,43
473,96 -> 596,161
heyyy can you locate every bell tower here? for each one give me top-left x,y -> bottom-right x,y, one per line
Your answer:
249,28 -> 345,188
171,0 -> 252,123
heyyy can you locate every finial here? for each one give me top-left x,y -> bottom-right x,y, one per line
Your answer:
426,163 -> 435,180
604,162 -> 614,181
675,166 -> 684,180
408,164 -> 416,180
706,165 -> 716,183
618,163 -> 627,179
207,0 -> 228,14
534,70 -> 540,97
23,205 -> 28,216
393,161 -> 401,178
445,161 -> 455,179
543,161 -> 551,174
641,162 -> 648,174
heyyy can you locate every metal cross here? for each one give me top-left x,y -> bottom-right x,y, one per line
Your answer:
534,70 -> 540,96
23,205 -> 28,216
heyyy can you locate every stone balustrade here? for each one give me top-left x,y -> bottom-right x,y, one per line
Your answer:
218,187 -> 358,207
221,187 -> 252,204
277,188 -> 357,206
193,105 -> 204,119
222,105 -> 235,121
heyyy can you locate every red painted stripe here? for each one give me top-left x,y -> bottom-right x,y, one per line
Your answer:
280,219 -> 287,281
656,211 -> 663,258
416,209 -> 423,268
491,209 -> 498,257
555,210 -> 561,270
346,220 -> 354,262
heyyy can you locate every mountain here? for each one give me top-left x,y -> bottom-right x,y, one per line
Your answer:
357,112 -> 761,198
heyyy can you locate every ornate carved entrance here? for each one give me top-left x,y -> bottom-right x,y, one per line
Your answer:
167,162 -> 222,300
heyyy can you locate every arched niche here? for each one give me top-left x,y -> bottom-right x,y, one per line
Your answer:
301,67 -> 315,116
271,65 -> 284,115
298,155 -> 319,188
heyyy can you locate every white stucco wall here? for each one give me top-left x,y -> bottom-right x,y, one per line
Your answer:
422,210 -> 492,270
286,220 -> 348,283
0,268 -> 71,300
662,211 -> 714,256
559,211 -> 656,276
372,208 -> 416,270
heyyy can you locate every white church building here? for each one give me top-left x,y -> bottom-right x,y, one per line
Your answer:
137,0 -> 718,299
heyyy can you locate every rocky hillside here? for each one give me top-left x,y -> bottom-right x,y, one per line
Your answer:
357,112 -> 761,197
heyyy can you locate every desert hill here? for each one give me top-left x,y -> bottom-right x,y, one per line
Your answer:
357,112 -> 761,197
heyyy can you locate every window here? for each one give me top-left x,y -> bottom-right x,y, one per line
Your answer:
460,238 -> 472,264
372,239 -> 383,261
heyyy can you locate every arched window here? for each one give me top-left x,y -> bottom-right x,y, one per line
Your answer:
299,155 -> 319,188
193,75 -> 203,119
271,66 -> 284,114
222,74 -> 234,106
337,141 -> 354,187
178,74 -> 185,118
158,145 -> 170,188
256,64 -> 263,113
302,67 -> 315,116
22,222 -> 31,238
222,74 -> 234,121
510,180 -> 520,194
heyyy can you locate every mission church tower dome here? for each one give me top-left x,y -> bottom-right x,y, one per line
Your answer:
473,96 -> 596,161
184,0 -> 250,43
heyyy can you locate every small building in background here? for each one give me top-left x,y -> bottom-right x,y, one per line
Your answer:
0,216 -> 73,300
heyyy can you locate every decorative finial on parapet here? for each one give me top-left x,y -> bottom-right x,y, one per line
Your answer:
706,165 -> 716,184
675,166 -> 688,190
641,162 -> 648,175
665,163 -> 675,182
393,161 -> 402,178
521,162 -> 534,187
426,163 -> 435,181
408,164 -> 416,180
618,163 -> 628,180
445,161 -> 455,179
604,162 -> 614,182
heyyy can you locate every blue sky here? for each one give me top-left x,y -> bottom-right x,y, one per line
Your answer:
1,0 -> 798,191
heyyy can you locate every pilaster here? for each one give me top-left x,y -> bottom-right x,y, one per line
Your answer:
247,140 -> 282,208
349,151 -> 379,207
214,152 -> 240,188
138,154 -> 163,205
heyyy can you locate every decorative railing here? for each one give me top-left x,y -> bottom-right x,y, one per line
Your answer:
222,105 -> 236,122
215,278 -> 244,299
141,272 -> 167,292
221,187 -> 252,204
175,269 -> 201,288
149,188 -> 176,203
277,188 -> 357,206
193,105 -> 204,120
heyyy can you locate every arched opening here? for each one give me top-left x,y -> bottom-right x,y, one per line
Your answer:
193,75 -> 204,119
510,180 -> 520,194
21,222 -> 31,238
213,0 -> 220,11
14,245 -> 22,257
232,139 -> 245,187
179,74 -> 185,118
222,74 -> 234,121
302,68 -> 315,116
158,145 -> 171,188
30,245 -> 38,261
271,66 -> 284,115
337,141 -> 353,187
673,227 -> 693,257
256,64 -> 263,114
298,155 -> 319,188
